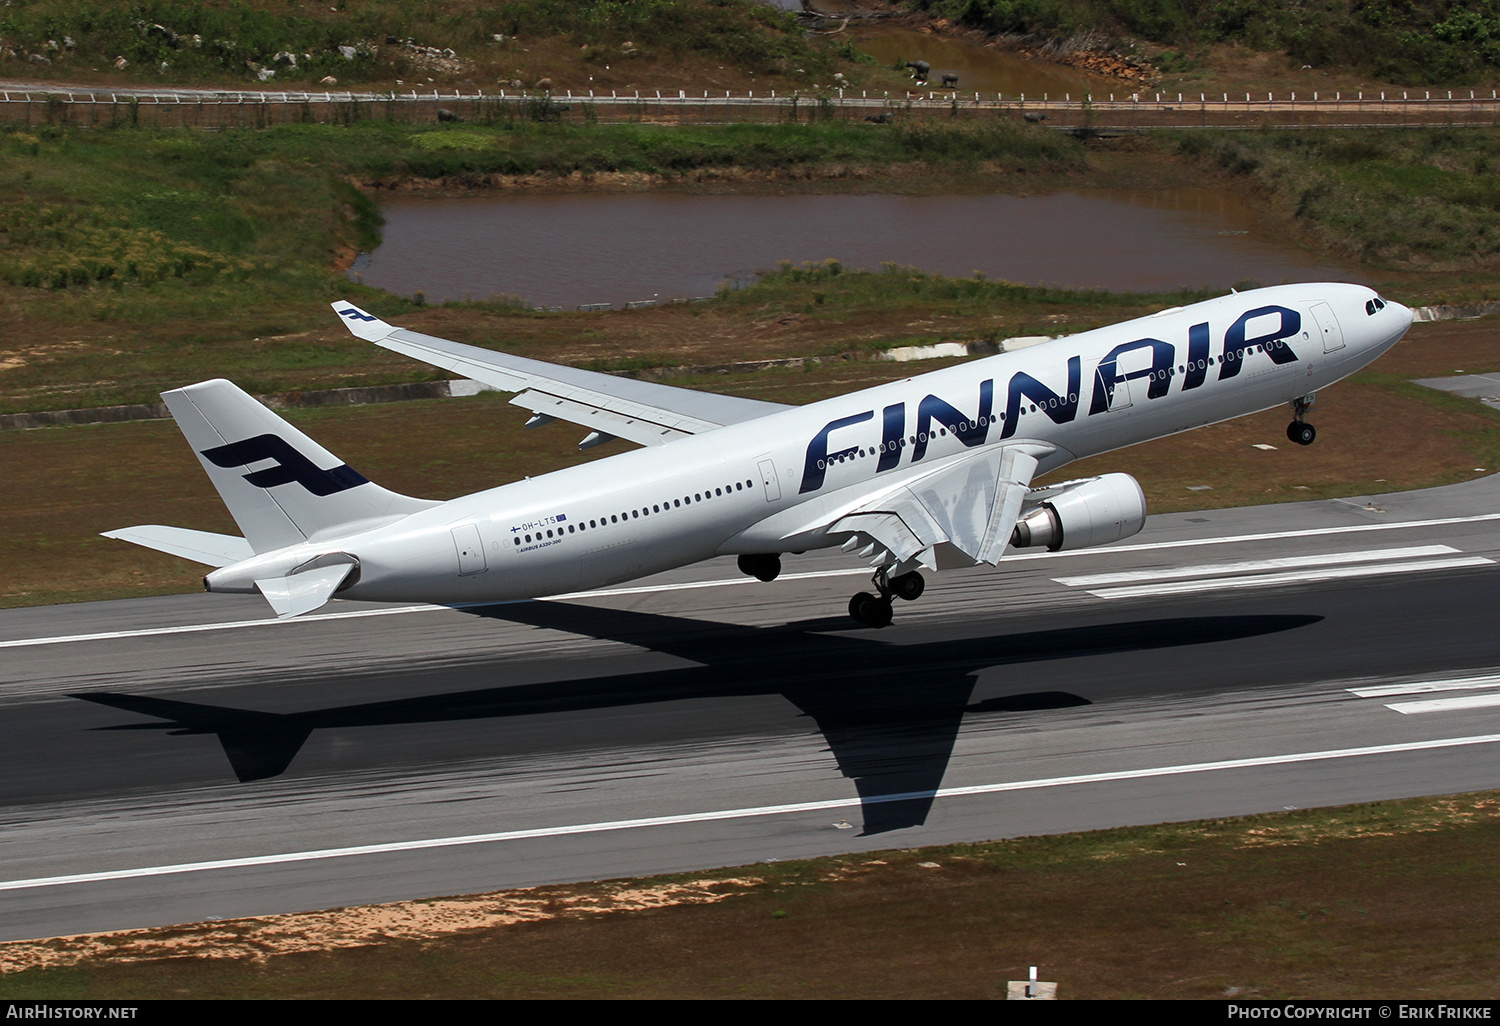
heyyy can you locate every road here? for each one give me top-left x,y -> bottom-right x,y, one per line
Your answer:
2,78 -> 1496,131
3,475 -> 1500,942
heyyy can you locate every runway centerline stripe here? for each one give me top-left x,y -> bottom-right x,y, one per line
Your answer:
1053,545 -> 1458,587
0,569 -> 872,650
0,604 -> 447,649
7,511 -> 1500,649
5,732 -> 1500,894
1084,556 -> 1492,599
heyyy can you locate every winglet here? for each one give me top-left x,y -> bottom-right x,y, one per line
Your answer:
331,301 -> 396,342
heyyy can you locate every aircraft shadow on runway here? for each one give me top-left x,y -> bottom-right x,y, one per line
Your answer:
74,607 -> 1320,835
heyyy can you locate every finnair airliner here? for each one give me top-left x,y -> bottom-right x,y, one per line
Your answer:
106,283 -> 1411,626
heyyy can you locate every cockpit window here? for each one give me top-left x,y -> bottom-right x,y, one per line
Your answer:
1365,296 -> 1387,316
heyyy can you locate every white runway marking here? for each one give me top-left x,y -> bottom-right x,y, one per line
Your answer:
0,569 -> 873,650
0,604 -> 447,650
1349,674 -> 1500,698
1346,673 -> 1500,715
1077,556 -> 1492,599
5,731 -> 1500,894
1053,545 -> 1458,588
1011,511 -> 1500,559
7,512 -> 1500,649
1385,695 -> 1500,715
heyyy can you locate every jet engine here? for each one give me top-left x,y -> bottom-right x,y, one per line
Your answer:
1009,473 -> 1146,552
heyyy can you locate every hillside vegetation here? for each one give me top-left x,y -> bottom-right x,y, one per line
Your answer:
0,0 -> 871,92
913,0 -> 1500,85
5,118 -> 1500,414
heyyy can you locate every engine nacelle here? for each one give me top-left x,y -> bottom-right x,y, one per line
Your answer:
1010,473 -> 1146,552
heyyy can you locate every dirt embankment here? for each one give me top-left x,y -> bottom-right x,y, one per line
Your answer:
1018,42 -> 1158,87
350,162 -> 966,197
892,7 -> 1160,87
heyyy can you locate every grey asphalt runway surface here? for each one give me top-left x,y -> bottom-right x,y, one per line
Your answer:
4,475 -> 1500,942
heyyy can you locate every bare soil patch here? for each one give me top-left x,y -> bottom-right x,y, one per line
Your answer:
3,793 -> 1498,999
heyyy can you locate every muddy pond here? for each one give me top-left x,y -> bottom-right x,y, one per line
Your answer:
350,189 -> 1366,310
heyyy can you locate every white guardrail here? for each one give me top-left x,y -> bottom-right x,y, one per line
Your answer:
3,86 -> 1500,130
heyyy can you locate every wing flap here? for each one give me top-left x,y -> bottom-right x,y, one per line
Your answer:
508,388 -> 709,448
834,512 -> 931,564
333,301 -> 790,445
830,446 -> 1041,569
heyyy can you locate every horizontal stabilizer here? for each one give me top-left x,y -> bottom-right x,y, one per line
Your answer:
102,525 -> 255,567
255,563 -> 355,619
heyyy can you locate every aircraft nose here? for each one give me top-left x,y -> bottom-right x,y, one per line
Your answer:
1391,300 -> 1415,331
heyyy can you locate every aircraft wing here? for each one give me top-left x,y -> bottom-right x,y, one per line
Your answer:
827,445 -> 1044,571
332,301 -> 791,448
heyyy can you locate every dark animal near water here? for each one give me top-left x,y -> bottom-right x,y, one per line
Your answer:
905,60 -> 929,81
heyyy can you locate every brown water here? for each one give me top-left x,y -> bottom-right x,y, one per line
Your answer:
349,190 -> 1366,309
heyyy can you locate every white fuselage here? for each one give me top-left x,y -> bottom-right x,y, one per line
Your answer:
217,283 -> 1411,604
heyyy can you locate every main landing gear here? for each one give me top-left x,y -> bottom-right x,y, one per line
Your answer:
737,553 -> 781,582
848,567 -> 925,628
1286,393 -> 1317,446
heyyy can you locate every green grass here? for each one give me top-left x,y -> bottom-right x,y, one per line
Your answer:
1168,128 -> 1500,280
0,0 -> 842,88
912,0 -> 1500,87
7,119 -> 1500,419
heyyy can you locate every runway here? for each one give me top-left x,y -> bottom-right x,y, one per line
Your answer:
3,476 -> 1500,942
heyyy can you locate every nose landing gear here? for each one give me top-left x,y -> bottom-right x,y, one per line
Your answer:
848,567 -> 925,627
1286,393 -> 1317,446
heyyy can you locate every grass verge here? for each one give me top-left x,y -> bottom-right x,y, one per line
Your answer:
3,790 -> 1498,998
0,0 -> 879,96
4,317 -> 1498,610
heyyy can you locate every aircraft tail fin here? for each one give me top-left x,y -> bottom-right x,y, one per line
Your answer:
161,379 -> 439,554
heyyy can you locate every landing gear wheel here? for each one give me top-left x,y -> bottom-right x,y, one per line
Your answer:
890,571 -> 925,602
849,592 -> 871,621
861,594 -> 893,627
737,553 -> 782,582
1286,421 -> 1316,446
848,591 -> 893,628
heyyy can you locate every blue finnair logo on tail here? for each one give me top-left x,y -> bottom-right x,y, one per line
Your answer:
339,307 -> 379,323
201,434 -> 369,496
